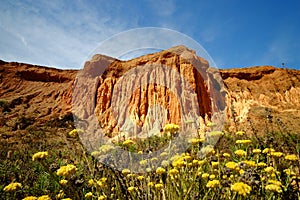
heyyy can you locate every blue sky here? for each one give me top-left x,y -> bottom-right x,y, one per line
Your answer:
0,0 -> 299,69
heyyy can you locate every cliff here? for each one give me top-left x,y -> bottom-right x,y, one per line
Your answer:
1,47 -> 300,136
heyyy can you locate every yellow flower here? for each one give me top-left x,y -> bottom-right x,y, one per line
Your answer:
155,183 -> 164,190
68,129 -> 83,137
188,138 -> 202,145
239,169 -> 245,175
37,195 -> 52,200
161,160 -> 169,167
146,168 -> 152,173
235,131 -> 245,136
252,149 -> 261,154
283,169 -> 296,176
85,192 -> 93,198
61,198 -> 72,200
137,175 -> 144,181
202,173 -> 210,179
139,159 -> 147,165
206,180 -> 220,188
236,140 -> 252,144
183,155 -> 192,162
234,149 -> 247,157
169,168 -> 179,175
268,180 -> 282,186
262,148 -> 275,154
198,159 -> 206,166
223,153 -> 231,157
163,123 -> 179,134
56,164 -> 77,177
209,174 -> 216,180
160,152 -> 168,157
231,182 -> 252,197
264,166 -> 275,173
99,144 -> 115,154
23,197 -> 37,200
96,180 -> 105,188
265,184 -> 282,193
242,160 -> 257,167
225,162 -> 238,170
123,139 -> 134,146
147,182 -> 155,187
91,151 -> 100,157
98,195 -> 107,200
101,177 -> 107,182
200,145 -> 215,155
59,179 -> 68,185
3,182 -> 22,192
87,179 -> 94,186
121,168 -> 131,176
208,131 -> 223,137
270,152 -> 284,158
156,167 -> 166,175
56,190 -> 65,199
32,151 -> 48,161
211,161 -> 219,168
137,150 -> 143,154
126,173 -> 135,178
285,154 -> 298,161
172,158 -> 186,168
257,162 -> 267,167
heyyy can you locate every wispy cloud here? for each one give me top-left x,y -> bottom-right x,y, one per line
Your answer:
0,0 -> 135,68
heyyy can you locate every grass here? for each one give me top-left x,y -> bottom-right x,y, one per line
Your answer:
0,118 -> 300,200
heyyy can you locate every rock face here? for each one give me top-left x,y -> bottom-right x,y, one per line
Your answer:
0,61 -> 76,128
221,66 -> 300,133
72,46 -> 225,139
1,47 -> 300,136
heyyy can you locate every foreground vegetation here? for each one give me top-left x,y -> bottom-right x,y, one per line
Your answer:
1,117 -> 300,200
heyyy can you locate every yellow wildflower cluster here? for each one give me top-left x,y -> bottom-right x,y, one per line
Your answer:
123,139 -> 134,146
22,197 -> 37,200
269,151 -> 284,157
121,168 -> 131,176
85,192 -> 93,198
285,154 -> 298,161
262,148 -> 275,154
99,144 -> 115,154
223,153 -> 231,157
242,160 -> 257,167
235,139 -> 252,144
32,151 -> 48,161
206,180 -> 220,188
188,138 -> 204,145
59,179 -> 68,185
127,186 -> 137,192
235,131 -> 245,136
207,131 -> 223,137
252,149 -> 262,154
3,182 -> 22,192
155,183 -> 164,190
234,149 -> 247,157
56,164 -> 77,177
156,167 -> 166,175
265,180 -> 282,193
231,182 -> 252,196
264,166 -> 275,173
37,195 -> 51,200
226,161 -> 238,170
68,129 -> 83,137
163,123 -> 179,134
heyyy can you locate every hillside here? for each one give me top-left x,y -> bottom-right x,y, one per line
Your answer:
1,47 -> 300,137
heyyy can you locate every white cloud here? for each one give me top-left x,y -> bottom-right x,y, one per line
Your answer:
0,0 -> 135,69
